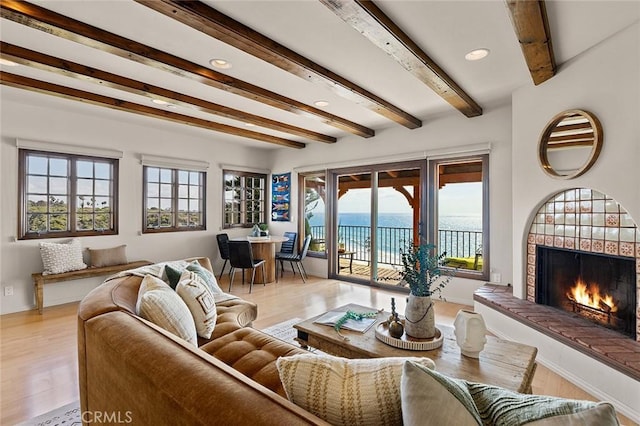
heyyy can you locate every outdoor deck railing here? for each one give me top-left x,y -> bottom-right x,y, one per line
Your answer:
309,225 -> 481,267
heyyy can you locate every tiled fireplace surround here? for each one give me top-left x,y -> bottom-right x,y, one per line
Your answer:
475,188 -> 640,385
526,187 -> 640,342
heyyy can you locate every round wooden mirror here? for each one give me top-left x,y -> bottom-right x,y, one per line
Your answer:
538,109 -> 603,179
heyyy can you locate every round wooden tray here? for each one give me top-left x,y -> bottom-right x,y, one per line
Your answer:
375,322 -> 443,351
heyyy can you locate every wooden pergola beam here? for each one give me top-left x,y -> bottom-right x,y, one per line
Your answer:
319,0 -> 482,118
0,0 -> 373,138
0,72 -> 306,149
0,42 -> 335,144
505,0 -> 556,85
135,0 -> 422,130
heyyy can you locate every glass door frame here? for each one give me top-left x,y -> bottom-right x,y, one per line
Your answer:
326,160 -> 427,287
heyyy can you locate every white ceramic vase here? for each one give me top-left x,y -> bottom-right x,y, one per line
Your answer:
404,294 -> 436,339
454,309 -> 487,358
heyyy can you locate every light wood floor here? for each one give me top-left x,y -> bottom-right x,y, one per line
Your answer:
1,273 -> 636,425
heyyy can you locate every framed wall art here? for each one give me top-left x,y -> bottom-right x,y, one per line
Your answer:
271,172 -> 290,221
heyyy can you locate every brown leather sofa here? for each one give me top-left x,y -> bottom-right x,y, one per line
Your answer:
77,257 -> 329,425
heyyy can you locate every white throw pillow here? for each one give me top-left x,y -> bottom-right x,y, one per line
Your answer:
401,360 -> 480,426
176,270 -> 217,339
136,275 -> 197,346
276,353 -> 436,426
39,238 -> 87,275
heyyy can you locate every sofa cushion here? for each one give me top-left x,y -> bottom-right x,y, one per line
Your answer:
136,275 -> 197,346
401,360 -> 619,426
88,244 -> 128,267
176,271 -> 217,339
39,238 -> 87,275
276,353 -> 435,426
200,327 -> 306,396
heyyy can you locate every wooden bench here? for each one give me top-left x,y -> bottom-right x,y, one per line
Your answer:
32,260 -> 152,314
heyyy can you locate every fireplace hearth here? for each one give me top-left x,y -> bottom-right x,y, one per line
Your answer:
536,246 -> 636,338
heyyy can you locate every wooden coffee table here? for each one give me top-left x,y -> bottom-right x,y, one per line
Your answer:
294,303 -> 538,393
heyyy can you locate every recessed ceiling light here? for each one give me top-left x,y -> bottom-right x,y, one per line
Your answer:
0,58 -> 19,66
465,48 -> 490,61
151,99 -> 171,106
209,58 -> 232,69
314,100 -> 329,107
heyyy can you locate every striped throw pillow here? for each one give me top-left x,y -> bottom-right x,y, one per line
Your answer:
136,275 -> 198,346
277,353 -> 435,426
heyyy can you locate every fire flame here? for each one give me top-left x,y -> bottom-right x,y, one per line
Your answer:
567,279 -> 617,312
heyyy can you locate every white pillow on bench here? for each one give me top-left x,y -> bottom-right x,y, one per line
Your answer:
39,238 -> 87,275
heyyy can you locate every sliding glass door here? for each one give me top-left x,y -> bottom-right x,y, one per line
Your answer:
330,161 -> 425,287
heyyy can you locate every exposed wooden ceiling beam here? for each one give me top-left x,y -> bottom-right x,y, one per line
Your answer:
0,0 -> 373,138
319,0 -> 482,118
135,0 -> 422,130
505,0 -> 556,85
0,72 -> 306,149
0,42 -> 336,144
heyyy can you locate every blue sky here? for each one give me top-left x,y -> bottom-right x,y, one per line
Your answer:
335,182 -> 482,215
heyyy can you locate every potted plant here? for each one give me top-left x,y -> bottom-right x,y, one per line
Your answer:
397,239 -> 454,339
258,223 -> 269,237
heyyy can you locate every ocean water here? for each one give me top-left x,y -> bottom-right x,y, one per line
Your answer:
308,212 -> 481,231
308,212 -> 482,263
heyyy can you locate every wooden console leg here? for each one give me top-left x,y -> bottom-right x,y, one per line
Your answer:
34,277 -> 44,314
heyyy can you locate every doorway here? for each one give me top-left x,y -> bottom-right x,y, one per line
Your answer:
329,161 -> 425,287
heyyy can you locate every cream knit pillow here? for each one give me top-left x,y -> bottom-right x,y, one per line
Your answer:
276,353 -> 436,426
176,270 -> 217,339
136,275 -> 198,346
39,238 -> 87,275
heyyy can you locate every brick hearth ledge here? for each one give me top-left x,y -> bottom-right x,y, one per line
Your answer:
474,284 -> 640,381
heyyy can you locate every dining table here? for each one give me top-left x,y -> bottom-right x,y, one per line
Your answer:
230,235 -> 288,284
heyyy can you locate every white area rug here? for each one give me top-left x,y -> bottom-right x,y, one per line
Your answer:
260,317 -> 326,354
17,401 -> 81,426
260,317 -> 303,345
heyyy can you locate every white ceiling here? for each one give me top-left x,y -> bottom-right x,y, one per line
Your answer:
1,0 -> 638,150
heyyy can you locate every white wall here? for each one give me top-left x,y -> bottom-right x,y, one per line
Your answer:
0,91 -> 271,314
269,103 -> 514,305
511,22 -> 640,298
482,22 -> 640,422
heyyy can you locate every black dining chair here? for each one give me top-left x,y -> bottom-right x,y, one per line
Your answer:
275,231 -> 298,276
227,240 -> 266,293
276,234 -> 312,283
216,233 -> 231,279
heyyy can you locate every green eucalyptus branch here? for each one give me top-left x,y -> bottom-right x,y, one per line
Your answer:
394,240 -> 456,297
334,310 -> 379,340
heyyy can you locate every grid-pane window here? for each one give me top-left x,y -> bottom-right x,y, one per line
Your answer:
223,170 -> 266,228
19,149 -> 118,239
144,166 -> 205,232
